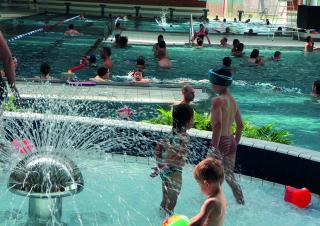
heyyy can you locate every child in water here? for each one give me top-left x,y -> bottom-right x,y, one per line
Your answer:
151,103 -> 194,216
189,157 -> 227,226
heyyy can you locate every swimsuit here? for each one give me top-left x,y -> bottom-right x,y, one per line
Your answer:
160,166 -> 182,181
217,135 -> 237,158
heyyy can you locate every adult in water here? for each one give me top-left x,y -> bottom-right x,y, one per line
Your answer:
304,36 -> 320,52
90,67 -> 110,82
101,47 -> 112,69
0,32 -> 21,105
64,24 -> 80,36
207,67 -> 245,205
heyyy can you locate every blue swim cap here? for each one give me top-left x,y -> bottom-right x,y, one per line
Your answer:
208,67 -> 232,86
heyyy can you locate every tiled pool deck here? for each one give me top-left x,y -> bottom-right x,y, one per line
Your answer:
16,81 -> 208,104
108,30 -> 319,48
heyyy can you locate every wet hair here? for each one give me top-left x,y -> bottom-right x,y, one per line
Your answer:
314,80 -> 320,95
102,47 -> 111,58
234,18 -> 237,22
40,63 -> 50,76
274,51 -> 281,58
97,67 -> 109,77
236,43 -> 244,51
250,49 -> 260,58
194,157 -> 224,184
116,22 -> 120,28
223,57 -> 232,67
158,34 -> 164,42
200,23 -> 204,29
248,28 -> 254,34
232,39 -> 240,47
221,37 -> 228,43
119,36 -> 128,48
197,38 -> 203,46
172,103 -> 194,131
277,27 -> 282,31
306,36 -> 312,42
225,27 -> 230,33
68,24 -> 74,29
182,84 -> 193,93
158,40 -> 166,49
136,56 -> 145,66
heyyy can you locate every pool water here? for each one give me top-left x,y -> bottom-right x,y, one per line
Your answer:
0,13 -> 285,35
0,154 -> 319,225
6,29 -> 320,150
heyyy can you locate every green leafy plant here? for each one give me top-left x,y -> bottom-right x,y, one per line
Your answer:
2,95 -> 22,112
146,107 -> 293,145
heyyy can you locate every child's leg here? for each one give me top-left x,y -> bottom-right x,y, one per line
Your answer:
165,171 -> 182,213
160,180 -> 169,210
223,152 -> 245,205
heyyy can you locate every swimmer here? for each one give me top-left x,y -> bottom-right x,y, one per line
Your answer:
135,56 -> 145,70
155,40 -> 167,58
153,34 -> 164,56
269,51 -> 281,61
196,38 -> 204,48
219,37 -> 230,47
311,80 -> 320,97
304,36 -> 320,52
117,36 -> 128,48
130,70 -> 150,83
64,24 -> 80,36
231,39 -> 240,55
213,15 -> 220,21
39,63 -> 50,79
248,49 -> 264,65
90,67 -> 110,82
232,43 -> 244,57
244,28 -> 257,35
222,57 -> 234,73
158,49 -> 172,68
101,47 -> 113,69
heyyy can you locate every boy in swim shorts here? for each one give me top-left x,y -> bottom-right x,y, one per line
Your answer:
208,67 -> 244,205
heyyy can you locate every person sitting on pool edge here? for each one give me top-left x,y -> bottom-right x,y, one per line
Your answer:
64,24 -> 80,36
90,67 -> 110,82
311,80 -> 320,98
130,69 -> 150,84
101,47 -> 113,69
304,36 -> 320,52
158,49 -> 172,68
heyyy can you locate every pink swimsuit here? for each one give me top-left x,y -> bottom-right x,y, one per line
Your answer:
218,135 -> 237,158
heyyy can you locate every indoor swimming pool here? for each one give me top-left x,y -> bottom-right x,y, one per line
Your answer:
0,155 -> 319,225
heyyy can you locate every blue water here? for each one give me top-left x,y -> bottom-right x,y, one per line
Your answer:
0,155 -> 319,225
1,15 -> 320,151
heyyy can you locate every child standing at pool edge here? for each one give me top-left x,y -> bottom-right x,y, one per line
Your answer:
208,67 -> 245,205
189,157 -> 227,226
153,103 -> 194,217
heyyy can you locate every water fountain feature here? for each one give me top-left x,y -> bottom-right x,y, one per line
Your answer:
160,8 -> 168,26
8,151 -> 83,225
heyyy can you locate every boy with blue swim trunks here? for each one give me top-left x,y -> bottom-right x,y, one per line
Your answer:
152,103 -> 194,216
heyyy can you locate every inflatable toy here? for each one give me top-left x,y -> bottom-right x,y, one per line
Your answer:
162,214 -> 191,226
118,107 -> 133,119
284,186 -> 311,208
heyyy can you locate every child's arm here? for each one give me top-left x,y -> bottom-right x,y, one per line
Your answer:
154,140 -> 164,163
234,104 -> 243,145
189,198 -> 222,226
